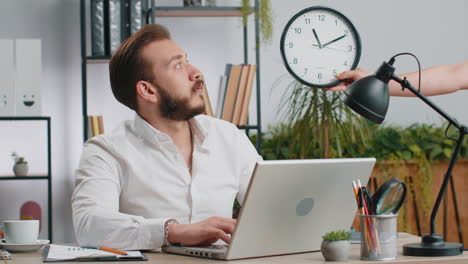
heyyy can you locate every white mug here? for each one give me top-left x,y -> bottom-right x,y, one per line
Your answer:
1,220 -> 39,244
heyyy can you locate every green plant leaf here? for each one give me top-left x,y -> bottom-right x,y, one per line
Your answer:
409,145 -> 422,154
430,145 -> 443,160
443,148 -> 453,159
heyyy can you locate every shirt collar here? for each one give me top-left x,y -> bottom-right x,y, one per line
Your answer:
133,114 -> 209,151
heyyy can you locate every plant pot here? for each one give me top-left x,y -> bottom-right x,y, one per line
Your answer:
13,163 -> 29,177
321,240 -> 350,261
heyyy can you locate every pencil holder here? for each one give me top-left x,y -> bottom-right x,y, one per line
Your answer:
359,214 -> 398,261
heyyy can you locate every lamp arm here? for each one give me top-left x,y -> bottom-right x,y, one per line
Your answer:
392,75 -> 463,129
392,74 -> 468,235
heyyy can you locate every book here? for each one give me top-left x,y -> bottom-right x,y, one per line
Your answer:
218,64 -> 232,119
90,116 -> 100,137
216,75 -> 228,119
221,65 -> 242,122
97,115 -> 104,134
91,0 -> 105,56
43,244 -> 146,262
239,65 -> 257,126
201,79 -> 214,117
232,64 -> 250,125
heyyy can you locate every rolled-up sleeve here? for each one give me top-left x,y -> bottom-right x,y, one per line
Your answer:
71,137 -> 169,250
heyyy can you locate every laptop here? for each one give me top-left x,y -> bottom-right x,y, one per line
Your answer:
162,158 -> 376,260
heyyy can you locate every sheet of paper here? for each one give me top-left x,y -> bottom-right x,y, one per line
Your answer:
47,244 -> 143,260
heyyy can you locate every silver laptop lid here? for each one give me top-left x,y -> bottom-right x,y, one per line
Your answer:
226,158 -> 376,260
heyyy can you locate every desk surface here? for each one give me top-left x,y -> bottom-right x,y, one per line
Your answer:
8,233 -> 468,264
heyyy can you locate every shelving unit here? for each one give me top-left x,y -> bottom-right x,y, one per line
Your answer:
0,116 -> 52,241
80,1 -> 262,152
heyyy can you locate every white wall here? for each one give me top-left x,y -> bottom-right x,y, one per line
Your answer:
0,0 -> 78,243
266,0 -> 468,127
1,0 -> 467,243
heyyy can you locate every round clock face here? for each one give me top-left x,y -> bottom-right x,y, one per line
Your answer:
280,6 -> 362,88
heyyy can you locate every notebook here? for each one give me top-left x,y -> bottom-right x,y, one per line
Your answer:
42,244 -> 147,262
0,249 -> 11,260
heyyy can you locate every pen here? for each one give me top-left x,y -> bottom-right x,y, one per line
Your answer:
353,181 -> 373,252
98,247 -> 128,256
357,180 -> 381,255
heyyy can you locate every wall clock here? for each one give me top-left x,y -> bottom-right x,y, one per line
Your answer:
280,6 -> 361,88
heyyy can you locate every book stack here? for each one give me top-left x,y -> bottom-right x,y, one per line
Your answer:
87,115 -> 104,138
215,64 -> 257,126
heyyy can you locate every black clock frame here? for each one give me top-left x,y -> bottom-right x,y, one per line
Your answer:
280,6 -> 362,88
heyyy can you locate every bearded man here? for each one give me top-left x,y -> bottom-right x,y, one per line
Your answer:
72,24 -> 261,250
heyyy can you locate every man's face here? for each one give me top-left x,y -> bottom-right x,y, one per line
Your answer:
141,39 -> 205,120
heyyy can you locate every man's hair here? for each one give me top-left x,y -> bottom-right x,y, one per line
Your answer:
109,24 -> 171,110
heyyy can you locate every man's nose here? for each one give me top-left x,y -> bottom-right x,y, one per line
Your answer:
189,65 -> 202,81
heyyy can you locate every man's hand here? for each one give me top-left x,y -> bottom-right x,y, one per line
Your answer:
167,216 -> 237,246
327,68 -> 370,92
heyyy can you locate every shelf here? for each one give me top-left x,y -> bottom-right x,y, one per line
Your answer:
0,175 -> 49,180
238,125 -> 259,130
0,116 -> 53,240
151,6 -> 252,17
81,0 -> 262,152
0,116 -> 50,121
85,56 -> 111,63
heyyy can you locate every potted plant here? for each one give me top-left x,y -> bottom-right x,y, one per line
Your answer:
320,229 -> 351,261
11,152 -> 29,177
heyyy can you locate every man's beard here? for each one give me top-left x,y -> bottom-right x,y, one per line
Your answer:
156,80 -> 206,121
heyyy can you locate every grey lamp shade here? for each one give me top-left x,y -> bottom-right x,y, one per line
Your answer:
342,75 -> 390,124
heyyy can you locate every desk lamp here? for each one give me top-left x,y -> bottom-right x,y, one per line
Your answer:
342,53 -> 467,256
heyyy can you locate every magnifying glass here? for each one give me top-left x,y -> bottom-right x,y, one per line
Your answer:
370,178 -> 407,215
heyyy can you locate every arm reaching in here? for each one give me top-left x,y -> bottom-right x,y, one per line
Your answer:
328,61 -> 468,97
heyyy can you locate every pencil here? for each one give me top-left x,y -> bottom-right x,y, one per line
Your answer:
98,247 -> 128,256
353,181 -> 374,252
357,180 -> 381,255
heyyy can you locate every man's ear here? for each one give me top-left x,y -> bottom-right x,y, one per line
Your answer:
136,80 -> 158,103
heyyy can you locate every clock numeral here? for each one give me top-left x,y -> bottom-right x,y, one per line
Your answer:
288,42 -> 294,48
305,18 -> 311,24
293,58 -> 298,64
344,61 -> 348,66
318,73 -> 323,79
335,19 -> 338,26
318,14 -> 325,21
348,45 -> 353,51
304,68 -> 309,75
333,70 -> 338,76
294,27 -> 302,34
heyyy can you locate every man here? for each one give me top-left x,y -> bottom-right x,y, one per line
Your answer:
328,61 -> 468,96
72,24 -> 262,250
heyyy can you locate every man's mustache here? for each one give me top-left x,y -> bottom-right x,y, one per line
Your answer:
193,79 -> 204,91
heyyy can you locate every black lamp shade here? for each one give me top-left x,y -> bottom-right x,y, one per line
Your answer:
343,75 -> 390,124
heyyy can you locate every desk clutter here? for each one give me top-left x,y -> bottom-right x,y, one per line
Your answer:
353,178 -> 407,260
0,249 -> 11,261
43,245 -> 146,262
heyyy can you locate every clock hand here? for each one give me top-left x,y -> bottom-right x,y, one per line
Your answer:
322,34 -> 347,48
312,44 -> 349,53
312,28 -> 322,48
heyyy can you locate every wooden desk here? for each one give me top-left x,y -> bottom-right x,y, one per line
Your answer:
7,233 -> 468,264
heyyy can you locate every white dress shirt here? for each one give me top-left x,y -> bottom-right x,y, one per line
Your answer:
72,114 -> 262,250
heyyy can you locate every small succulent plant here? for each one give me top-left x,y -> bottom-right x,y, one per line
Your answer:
11,152 -> 28,164
322,230 -> 352,241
